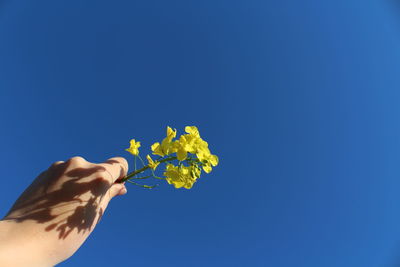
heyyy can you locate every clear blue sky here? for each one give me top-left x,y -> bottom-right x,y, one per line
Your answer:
1,1 -> 400,266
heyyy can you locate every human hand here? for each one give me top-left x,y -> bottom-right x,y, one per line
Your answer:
0,156 -> 128,266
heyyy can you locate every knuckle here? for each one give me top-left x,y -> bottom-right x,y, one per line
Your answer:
67,156 -> 88,166
104,157 -> 129,174
50,161 -> 64,168
117,157 -> 128,170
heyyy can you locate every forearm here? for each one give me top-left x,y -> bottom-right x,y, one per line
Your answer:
0,220 -> 56,267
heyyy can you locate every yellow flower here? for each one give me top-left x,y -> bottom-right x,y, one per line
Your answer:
124,126 -> 217,189
195,141 -> 210,161
163,164 -> 199,189
196,144 -> 218,173
176,146 -> 188,161
203,163 -> 212,173
202,154 -> 219,173
190,165 -> 201,179
169,126 -> 219,174
163,164 -> 184,188
173,127 -> 202,161
185,126 -> 200,137
209,154 -> 219,166
151,142 -> 163,156
146,154 -> 160,170
151,126 -> 177,156
126,139 -> 141,156
174,136 -> 190,161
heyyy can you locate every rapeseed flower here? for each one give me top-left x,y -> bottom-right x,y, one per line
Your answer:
163,164 -> 199,189
173,126 -> 219,173
123,126 -> 218,189
146,154 -> 160,170
126,139 -> 141,156
151,126 -> 177,156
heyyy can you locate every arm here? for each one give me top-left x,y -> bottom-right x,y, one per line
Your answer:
0,156 -> 128,266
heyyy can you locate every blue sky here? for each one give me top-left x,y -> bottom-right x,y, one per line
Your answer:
1,1 -> 400,266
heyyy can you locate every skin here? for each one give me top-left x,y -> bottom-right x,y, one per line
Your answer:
0,156 -> 128,266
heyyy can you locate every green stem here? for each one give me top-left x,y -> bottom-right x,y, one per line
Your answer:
119,156 -> 177,182
125,180 -> 158,189
129,175 -> 152,180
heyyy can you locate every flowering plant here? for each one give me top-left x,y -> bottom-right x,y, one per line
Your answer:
121,126 -> 219,189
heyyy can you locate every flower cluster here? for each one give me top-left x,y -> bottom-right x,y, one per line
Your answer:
124,126 -> 218,189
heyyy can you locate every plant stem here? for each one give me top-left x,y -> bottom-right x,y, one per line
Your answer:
119,156 -> 177,182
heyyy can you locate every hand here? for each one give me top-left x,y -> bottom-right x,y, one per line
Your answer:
0,156 -> 128,266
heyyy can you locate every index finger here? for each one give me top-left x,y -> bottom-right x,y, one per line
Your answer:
99,157 -> 129,183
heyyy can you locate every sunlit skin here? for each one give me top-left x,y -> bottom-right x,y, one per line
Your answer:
0,156 -> 128,267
